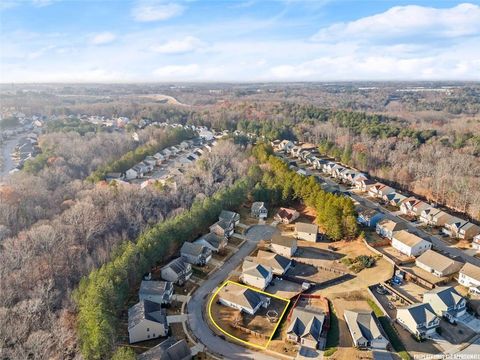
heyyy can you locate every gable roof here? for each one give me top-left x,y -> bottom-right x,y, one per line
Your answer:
287,306 -> 325,341
219,210 -> 239,223
181,242 -> 208,257
255,250 -> 291,273
378,219 -> 404,232
210,219 -> 232,231
128,300 -> 167,330
195,232 -> 224,249
393,230 -> 427,248
139,281 -> 173,297
424,286 -> 464,308
162,258 -> 190,276
271,234 -> 296,248
276,207 -> 298,220
398,303 -> 437,326
460,262 -> 480,281
295,222 -> 318,234
242,259 -> 272,279
416,250 -> 464,275
219,283 -> 269,313
252,201 -> 267,212
344,310 -> 384,343
139,338 -> 191,360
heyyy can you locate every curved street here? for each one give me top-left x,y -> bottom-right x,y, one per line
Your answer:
186,225 -> 282,360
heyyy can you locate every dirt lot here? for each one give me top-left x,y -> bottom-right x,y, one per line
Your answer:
165,300 -> 183,316
210,294 -> 289,348
229,235 -> 244,247
288,261 -> 345,284
213,247 -> 233,261
391,281 -> 427,303
174,280 -> 197,296
377,245 -> 414,264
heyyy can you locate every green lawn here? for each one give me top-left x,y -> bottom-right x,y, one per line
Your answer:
324,300 -> 339,357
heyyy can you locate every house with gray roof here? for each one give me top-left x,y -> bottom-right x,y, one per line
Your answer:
423,286 -> 467,323
160,258 -> 192,285
139,280 -> 173,305
396,303 -> 439,339
251,202 -> 268,219
218,282 -> 270,315
241,259 -> 273,290
138,337 -> 191,360
219,210 -> 240,226
287,306 -> 326,349
194,232 -> 227,252
209,219 -> 234,238
180,242 -> 212,266
357,208 -> 385,228
128,300 -> 169,343
253,250 -> 292,275
271,234 -> 297,257
344,310 -> 388,349
295,222 -> 318,242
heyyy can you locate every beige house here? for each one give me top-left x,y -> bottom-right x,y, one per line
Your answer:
254,250 -> 292,275
271,235 -> 297,257
286,306 -> 325,349
128,300 -> 169,343
274,208 -> 300,224
218,282 -> 270,315
241,259 -> 273,290
344,310 -> 388,349
295,222 -> 318,242
376,219 -> 406,240
400,198 -> 431,217
420,208 -> 452,227
415,250 -> 463,277
391,230 -> 431,257
396,303 -> 439,339
458,222 -> 480,240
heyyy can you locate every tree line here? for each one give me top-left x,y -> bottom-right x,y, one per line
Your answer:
74,177 -> 252,359
252,144 -> 358,241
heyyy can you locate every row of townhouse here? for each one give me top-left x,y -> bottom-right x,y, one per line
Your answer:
273,139 -> 480,244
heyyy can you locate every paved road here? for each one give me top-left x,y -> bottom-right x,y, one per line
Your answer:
0,136 -> 20,177
186,225 -> 281,360
278,152 -> 480,267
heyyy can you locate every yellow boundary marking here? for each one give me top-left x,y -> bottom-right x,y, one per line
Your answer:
208,280 -> 290,350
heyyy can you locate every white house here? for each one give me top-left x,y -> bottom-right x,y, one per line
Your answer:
271,235 -> 297,257
295,222 -> 318,242
376,219 -> 406,240
253,250 -> 292,275
128,300 -> 169,343
218,283 -> 270,315
391,230 -> 431,257
415,250 -> 464,277
459,263 -> 480,295
241,259 -> 273,290
139,281 -> 173,305
423,286 -> 467,323
396,303 -> 439,339
344,310 -> 389,349
251,202 -> 268,219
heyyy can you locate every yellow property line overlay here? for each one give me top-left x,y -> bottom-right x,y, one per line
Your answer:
208,279 -> 290,350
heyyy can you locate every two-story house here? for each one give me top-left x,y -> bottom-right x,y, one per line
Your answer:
240,259 -> 273,290
376,219 -> 406,240
160,258 -> 192,285
180,242 -> 212,266
423,287 -> 467,323
286,306 -> 325,349
396,303 -> 439,339
139,280 -> 174,305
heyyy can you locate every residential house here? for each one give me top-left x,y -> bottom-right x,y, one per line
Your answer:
458,222 -> 480,241
312,158 -> 327,170
473,234 -> 480,251
287,306 -> 326,349
420,208 -> 452,227
126,166 -> 142,180
275,208 -> 300,224
180,242 -> 212,266
295,222 -> 318,242
253,250 -> 292,275
241,259 -> 273,290
459,263 -> 480,295
139,281 -> 174,305
368,183 -> 387,198
355,178 -> 376,192
357,209 -> 384,228
209,219 -> 234,238
138,337 -> 192,360
271,234 -> 297,257
160,258 -> 192,285
443,217 -> 468,238
278,140 -> 295,153
415,250 -> 463,277
391,230 -> 431,257
396,303 -> 439,339
251,202 -> 268,219
401,198 -> 430,217
194,232 -> 227,252
144,156 -> 157,167
128,300 -> 169,343
423,287 -> 467,323
323,162 -> 337,175
332,165 -> 346,179
378,185 -> 396,199
386,192 -> 407,207
218,282 -> 271,315
344,310 -> 388,350
376,219 -> 406,240
219,210 -> 240,226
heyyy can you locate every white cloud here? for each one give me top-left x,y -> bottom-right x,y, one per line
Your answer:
150,36 -> 204,54
132,1 -> 185,22
153,64 -> 199,79
312,3 -> 480,42
90,32 -> 117,45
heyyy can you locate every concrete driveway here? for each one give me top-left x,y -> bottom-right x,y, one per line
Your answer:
245,225 -> 279,242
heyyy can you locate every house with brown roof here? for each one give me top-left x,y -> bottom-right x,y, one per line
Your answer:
368,183 -> 386,198
274,207 -> 300,224
391,230 -> 431,257
415,250 -> 464,278
376,219 -> 406,240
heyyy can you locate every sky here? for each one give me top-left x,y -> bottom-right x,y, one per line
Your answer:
0,0 -> 479,83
